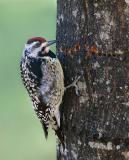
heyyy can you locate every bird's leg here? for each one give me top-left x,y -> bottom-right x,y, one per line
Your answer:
65,76 -> 81,95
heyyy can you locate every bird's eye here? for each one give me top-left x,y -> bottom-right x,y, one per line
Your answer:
35,42 -> 41,48
41,47 -> 45,52
38,51 -> 43,57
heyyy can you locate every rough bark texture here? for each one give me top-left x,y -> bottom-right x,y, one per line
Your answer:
56,0 -> 129,160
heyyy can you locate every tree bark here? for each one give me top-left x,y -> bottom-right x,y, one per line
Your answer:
56,0 -> 129,160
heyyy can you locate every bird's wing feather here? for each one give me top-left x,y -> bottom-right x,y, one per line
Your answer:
21,57 -> 51,137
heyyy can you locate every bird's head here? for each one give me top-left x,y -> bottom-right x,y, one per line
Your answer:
23,37 -> 56,58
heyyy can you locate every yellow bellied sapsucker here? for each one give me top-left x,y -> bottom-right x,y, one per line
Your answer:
20,37 -> 64,145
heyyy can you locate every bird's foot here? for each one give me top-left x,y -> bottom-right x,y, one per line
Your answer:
65,76 -> 81,96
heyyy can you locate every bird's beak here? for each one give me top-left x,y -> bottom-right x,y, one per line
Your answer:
46,40 -> 56,47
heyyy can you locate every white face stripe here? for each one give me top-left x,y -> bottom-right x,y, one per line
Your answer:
23,41 -> 50,58
44,47 -> 50,53
25,41 -> 48,51
41,42 -> 48,48
25,42 -> 37,51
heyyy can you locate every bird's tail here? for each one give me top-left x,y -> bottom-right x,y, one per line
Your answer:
51,114 -> 65,149
55,127 -> 65,149
41,121 -> 49,139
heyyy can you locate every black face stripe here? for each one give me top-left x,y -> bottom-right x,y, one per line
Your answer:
35,42 -> 41,48
25,49 -> 30,56
38,50 -> 56,58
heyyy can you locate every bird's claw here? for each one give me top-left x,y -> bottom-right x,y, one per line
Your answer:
65,76 -> 81,96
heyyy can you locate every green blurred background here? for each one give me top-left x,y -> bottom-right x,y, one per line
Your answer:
0,0 -> 57,159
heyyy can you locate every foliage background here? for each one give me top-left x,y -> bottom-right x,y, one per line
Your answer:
0,0 -> 56,159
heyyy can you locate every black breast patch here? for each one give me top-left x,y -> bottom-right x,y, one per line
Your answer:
27,58 -> 42,80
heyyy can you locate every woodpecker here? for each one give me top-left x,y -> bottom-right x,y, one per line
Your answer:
20,37 -> 64,146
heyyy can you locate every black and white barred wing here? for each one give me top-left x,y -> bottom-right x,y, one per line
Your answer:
20,57 -> 51,138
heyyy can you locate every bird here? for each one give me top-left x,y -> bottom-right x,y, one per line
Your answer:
20,37 -> 65,146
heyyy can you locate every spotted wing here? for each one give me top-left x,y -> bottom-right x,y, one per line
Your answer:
20,57 -> 50,138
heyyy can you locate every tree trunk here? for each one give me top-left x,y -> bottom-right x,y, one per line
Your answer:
56,0 -> 129,160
